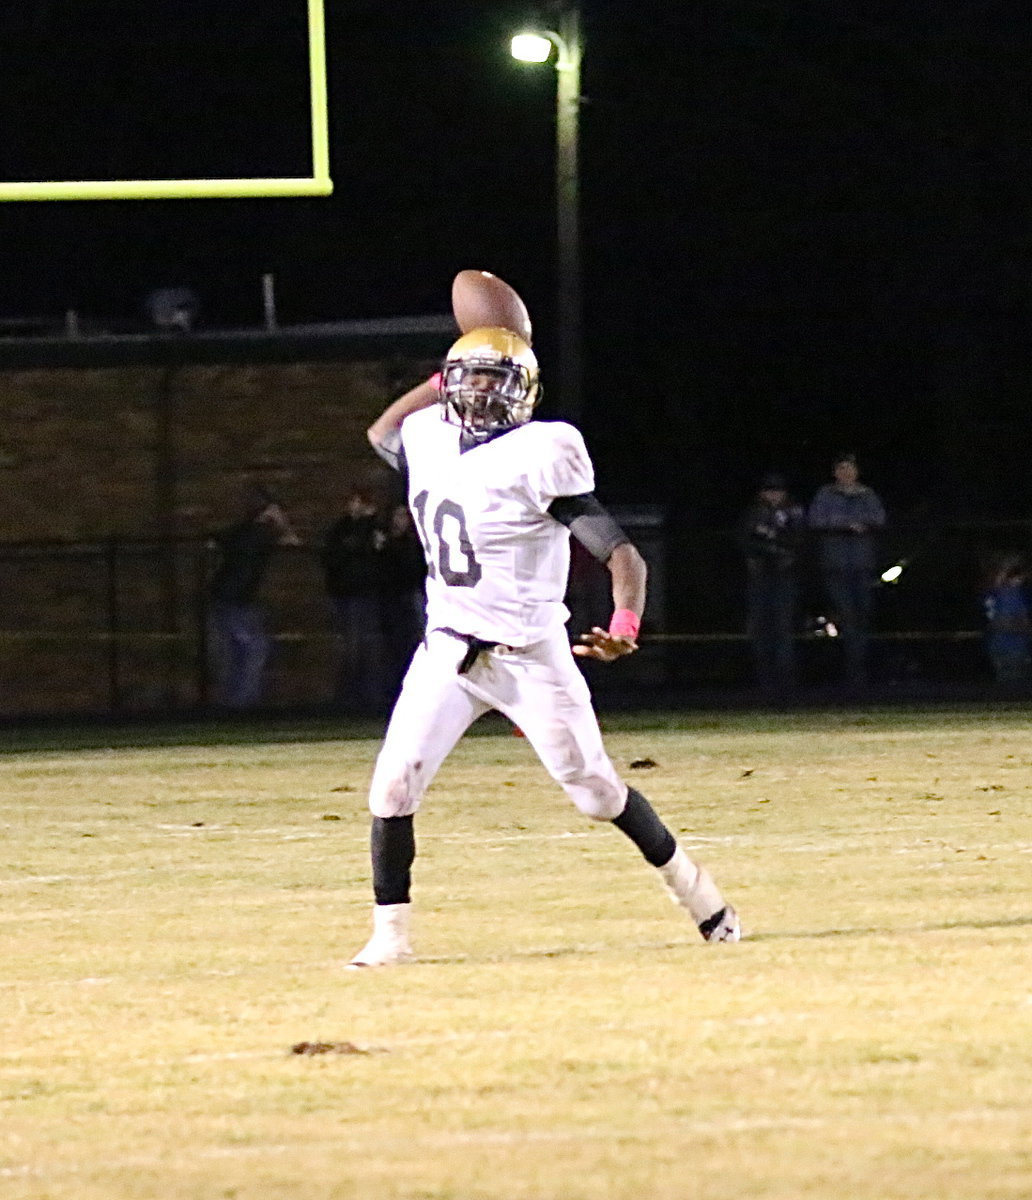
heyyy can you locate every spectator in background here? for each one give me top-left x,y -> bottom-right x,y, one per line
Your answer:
321,489 -> 386,713
981,552 -> 1031,688
378,503 -> 427,702
807,453 -> 886,693
206,485 -> 300,709
736,471 -> 806,702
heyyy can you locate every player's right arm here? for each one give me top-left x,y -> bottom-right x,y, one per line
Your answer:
367,378 -> 440,470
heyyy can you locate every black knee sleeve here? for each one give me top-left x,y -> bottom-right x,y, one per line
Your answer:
611,788 -> 676,867
371,815 -> 415,905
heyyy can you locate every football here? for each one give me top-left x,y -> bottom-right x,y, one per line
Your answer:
451,270 -> 533,344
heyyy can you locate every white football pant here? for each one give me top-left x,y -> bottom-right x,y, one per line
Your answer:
368,628 -> 627,821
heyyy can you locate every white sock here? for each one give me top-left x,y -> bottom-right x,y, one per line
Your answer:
348,902 -> 413,967
658,845 -> 726,925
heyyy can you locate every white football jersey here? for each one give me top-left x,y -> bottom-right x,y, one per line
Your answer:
400,406 -> 595,646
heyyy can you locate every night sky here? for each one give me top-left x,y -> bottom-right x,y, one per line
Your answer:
1,1 -> 1030,522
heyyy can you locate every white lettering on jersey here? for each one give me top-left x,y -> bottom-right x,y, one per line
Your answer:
401,408 -> 595,646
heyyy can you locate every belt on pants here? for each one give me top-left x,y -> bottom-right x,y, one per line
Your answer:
433,627 -> 513,675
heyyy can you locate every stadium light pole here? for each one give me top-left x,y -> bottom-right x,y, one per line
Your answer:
511,3 -> 583,421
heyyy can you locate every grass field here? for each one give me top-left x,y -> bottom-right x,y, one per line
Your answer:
2,705 -> 1031,1199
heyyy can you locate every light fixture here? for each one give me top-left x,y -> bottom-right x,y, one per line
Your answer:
880,561 -> 907,584
508,5 -> 583,419
510,32 -> 552,63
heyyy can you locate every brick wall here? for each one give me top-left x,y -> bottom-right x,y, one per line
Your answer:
0,340 -> 441,716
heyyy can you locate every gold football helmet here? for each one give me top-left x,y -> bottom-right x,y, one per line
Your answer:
440,326 -> 540,441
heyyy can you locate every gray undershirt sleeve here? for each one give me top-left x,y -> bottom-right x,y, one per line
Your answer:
371,429 -> 405,473
548,493 -> 630,563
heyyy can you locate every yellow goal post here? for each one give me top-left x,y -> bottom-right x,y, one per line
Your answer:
0,0 -> 332,201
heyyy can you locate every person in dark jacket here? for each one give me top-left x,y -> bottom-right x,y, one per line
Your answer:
321,489 -> 386,713
807,453 -> 886,692
737,472 -> 806,701
378,503 -> 427,702
206,485 -> 300,709
981,552 -> 1032,688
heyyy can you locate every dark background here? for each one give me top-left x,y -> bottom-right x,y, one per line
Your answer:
1,0 -> 1030,526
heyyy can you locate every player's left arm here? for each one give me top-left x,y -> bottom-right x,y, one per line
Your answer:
548,493 -> 646,662
576,540 -> 646,661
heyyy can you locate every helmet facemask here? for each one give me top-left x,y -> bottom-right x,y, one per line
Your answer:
439,326 -> 540,443
442,361 -> 535,441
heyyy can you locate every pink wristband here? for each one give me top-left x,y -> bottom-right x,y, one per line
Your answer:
608,609 -> 640,639
428,371 -> 442,391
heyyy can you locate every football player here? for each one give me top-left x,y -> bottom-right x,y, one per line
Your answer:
349,327 -> 739,966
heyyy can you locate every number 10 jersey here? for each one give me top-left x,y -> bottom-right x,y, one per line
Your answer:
401,406 -> 595,647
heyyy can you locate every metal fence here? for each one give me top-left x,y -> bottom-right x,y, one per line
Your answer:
1,518 -> 1029,718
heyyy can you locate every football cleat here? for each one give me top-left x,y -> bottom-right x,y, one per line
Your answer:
346,903 -> 415,969
697,905 -> 741,943
658,846 -> 741,943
